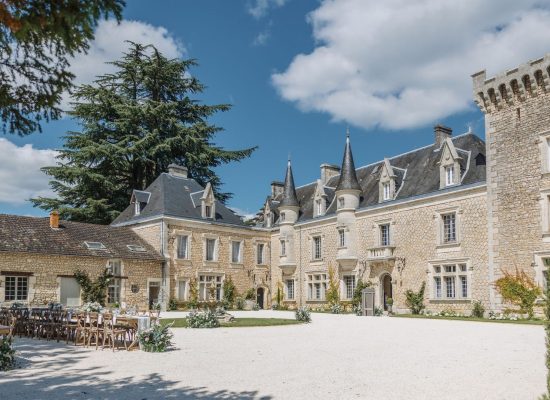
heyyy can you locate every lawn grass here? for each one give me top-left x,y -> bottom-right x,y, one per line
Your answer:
393,313 -> 544,326
161,317 -> 303,328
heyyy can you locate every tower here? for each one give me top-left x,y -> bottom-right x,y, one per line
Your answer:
278,159 -> 299,271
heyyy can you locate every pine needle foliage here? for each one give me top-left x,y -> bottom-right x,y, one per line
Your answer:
0,0 -> 124,135
32,42 -> 257,223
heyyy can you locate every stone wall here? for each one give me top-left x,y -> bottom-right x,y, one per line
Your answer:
270,186 -> 488,314
473,54 -> 550,310
0,252 -> 162,309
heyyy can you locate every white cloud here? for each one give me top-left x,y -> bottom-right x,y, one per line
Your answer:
253,30 -> 271,46
0,139 -> 58,205
63,19 -> 184,110
247,0 -> 289,19
272,0 -> 550,130
230,207 -> 256,221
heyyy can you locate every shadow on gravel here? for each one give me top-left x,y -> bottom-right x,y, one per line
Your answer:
1,338 -> 272,400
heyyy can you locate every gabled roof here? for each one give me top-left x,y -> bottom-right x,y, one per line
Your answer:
0,214 -> 163,261
259,132 -> 486,225
112,173 -> 246,226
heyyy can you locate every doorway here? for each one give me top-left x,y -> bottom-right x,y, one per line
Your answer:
148,280 -> 160,309
381,274 -> 393,311
256,287 -> 264,309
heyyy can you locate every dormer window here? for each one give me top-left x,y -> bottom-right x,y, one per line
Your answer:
201,183 -> 216,219
445,166 -> 454,187
131,190 -> 150,216
316,199 -> 322,216
280,212 -> 286,222
383,182 -> 391,201
135,202 -> 141,215
439,138 -> 461,189
205,205 -> 212,218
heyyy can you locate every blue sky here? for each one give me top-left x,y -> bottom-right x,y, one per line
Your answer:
3,0 -> 550,219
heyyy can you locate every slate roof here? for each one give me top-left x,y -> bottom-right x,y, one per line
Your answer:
259,132 -> 486,225
335,136 -> 361,192
279,161 -> 299,208
0,214 -> 163,261
112,173 -> 246,226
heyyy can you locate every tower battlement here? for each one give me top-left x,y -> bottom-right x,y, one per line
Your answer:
472,53 -> 550,113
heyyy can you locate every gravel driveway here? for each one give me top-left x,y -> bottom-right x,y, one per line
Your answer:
0,311 -> 545,400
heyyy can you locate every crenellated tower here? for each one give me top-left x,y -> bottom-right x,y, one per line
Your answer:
334,131 -> 361,271
473,53 -> 550,310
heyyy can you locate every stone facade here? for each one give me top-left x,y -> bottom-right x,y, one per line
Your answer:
0,252 -> 161,309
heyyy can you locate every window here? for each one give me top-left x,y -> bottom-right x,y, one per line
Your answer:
280,212 -> 286,222
127,244 -> 146,252
307,274 -> 327,300
546,137 -> 550,172
445,166 -> 454,186
315,199 -> 322,216
135,201 -> 141,215
198,275 -> 223,301
84,241 -> 106,250
280,240 -> 286,256
338,197 -> 345,208
432,263 -> 468,299
312,236 -> 322,260
343,275 -> 356,299
257,243 -> 265,264
60,277 -> 80,306
383,182 -> 391,200
338,229 -> 346,247
442,213 -> 457,243
285,279 -> 295,300
205,205 -> 212,218
205,238 -> 217,261
177,235 -> 189,259
380,224 -> 390,246
107,260 -> 122,304
177,280 -> 187,300
231,241 -> 242,263
4,276 -> 28,301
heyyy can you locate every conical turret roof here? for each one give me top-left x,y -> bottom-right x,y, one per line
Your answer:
279,160 -> 299,208
336,132 -> 361,192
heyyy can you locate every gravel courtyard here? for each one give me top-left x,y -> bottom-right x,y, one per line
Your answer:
0,311 -> 545,400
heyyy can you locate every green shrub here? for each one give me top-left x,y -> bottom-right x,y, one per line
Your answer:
168,298 -> 178,311
244,288 -> 256,300
74,268 -> 113,306
235,297 -> 245,310
188,277 -> 199,309
326,264 -> 340,306
295,307 -> 311,322
0,337 -> 15,371
405,282 -> 426,314
374,306 -> 383,316
186,310 -> 220,328
352,279 -> 371,308
252,303 -> 260,311
331,303 -> 343,314
222,277 -> 237,308
138,322 -> 174,352
495,269 -> 541,319
541,280 -> 550,399
471,300 -> 485,318
386,297 -> 393,307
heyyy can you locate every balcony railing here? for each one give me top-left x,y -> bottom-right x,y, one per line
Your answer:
367,246 -> 396,260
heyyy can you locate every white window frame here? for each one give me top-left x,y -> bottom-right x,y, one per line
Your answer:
430,262 -> 470,300
383,182 -> 391,201
312,236 -> 322,260
204,237 -> 218,262
257,243 -> 266,265
280,239 -> 286,256
285,279 -> 295,300
441,212 -> 457,244
307,274 -> 327,301
316,199 -> 322,216
176,235 -> 189,259
343,275 -> 356,300
231,240 -> 243,264
198,274 -> 223,301
445,165 -> 454,187
4,276 -> 29,301
338,197 -> 345,209
538,130 -> 550,174
107,260 -> 122,304
177,279 -> 188,301
379,223 -> 390,247
338,228 -> 346,248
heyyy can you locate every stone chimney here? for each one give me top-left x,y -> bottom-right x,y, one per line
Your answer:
320,163 -> 340,185
168,163 -> 188,178
434,124 -> 452,148
271,181 -> 284,198
50,211 -> 59,229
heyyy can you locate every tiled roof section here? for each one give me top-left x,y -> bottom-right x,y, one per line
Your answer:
112,173 -> 246,226
0,214 -> 163,260
261,132 -> 486,225
335,136 -> 361,192
279,161 -> 299,208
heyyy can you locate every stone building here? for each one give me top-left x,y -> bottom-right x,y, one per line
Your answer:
0,213 -> 163,309
3,53 -> 550,315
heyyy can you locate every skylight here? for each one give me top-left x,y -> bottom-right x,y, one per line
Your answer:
84,241 -> 107,250
127,244 -> 146,252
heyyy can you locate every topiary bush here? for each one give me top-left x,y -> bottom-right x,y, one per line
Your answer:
138,322 -> 174,352
222,277 -> 237,309
295,307 -> 311,323
471,300 -> 485,318
374,306 -> 383,316
405,282 -> 426,314
168,298 -> 178,311
495,269 -> 541,319
331,303 -> 343,314
186,310 -> 220,328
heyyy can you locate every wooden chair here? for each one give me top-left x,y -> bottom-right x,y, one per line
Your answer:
102,314 -> 127,351
73,314 -> 87,346
86,313 -> 103,349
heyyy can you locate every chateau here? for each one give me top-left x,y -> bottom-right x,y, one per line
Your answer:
2,54 -> 550,315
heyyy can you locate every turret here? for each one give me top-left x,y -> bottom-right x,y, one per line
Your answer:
278,159 -> 298,272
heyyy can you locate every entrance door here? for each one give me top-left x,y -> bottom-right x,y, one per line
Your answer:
149,281 -> 160,309
256,287 -> 264,309
382,274 -> 393,311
